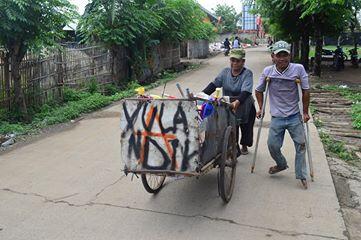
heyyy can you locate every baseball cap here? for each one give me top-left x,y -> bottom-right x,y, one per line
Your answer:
272,41 -> 290,54
229,48 -> 246,59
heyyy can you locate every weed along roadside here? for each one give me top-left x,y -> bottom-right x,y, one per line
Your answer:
311,84 -> 361,164
0,63 -> 202,149
310,81 -> 361,239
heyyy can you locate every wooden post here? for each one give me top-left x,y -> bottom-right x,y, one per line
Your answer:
56,48 -> 64,101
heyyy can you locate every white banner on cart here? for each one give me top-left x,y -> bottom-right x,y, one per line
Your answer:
120,100 -> 200,173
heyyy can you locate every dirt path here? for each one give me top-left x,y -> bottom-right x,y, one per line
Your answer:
0,48 -> 348,240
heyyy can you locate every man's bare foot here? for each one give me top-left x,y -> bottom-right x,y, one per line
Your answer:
300,179 -> 308,189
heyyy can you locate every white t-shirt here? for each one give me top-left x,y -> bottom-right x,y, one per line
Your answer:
233,39 -> 240,48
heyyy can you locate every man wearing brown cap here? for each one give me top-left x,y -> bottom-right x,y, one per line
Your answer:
202,48 -> 256,156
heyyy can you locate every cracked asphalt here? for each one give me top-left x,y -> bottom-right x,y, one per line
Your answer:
0,48 -> 348,240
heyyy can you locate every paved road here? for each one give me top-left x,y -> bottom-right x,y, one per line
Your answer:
0,48 -> 347,240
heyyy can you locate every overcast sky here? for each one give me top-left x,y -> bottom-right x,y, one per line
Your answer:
68,0 -> 242,15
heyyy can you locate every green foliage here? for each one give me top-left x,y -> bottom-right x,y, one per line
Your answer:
301,0 -> 351,38
103,84 -> 119,96
63,88 -> 91,102
253,0 -> 359,40
32,93 -> 112,127
351,103 -> 361,129
0,0 -> 77,50
319,131 -> 355,161
212,4 -> 240,33
0,121 -> 31,135
314,118 -> 323,128
86,77 -> 99,94
79,0 -> 215,45
252,0 -> 309,41
0,0 -> 78,120
79,0 -> 163,48
80,0 -> 214,86
309,105 -> 317,115
159,0 -> 216,41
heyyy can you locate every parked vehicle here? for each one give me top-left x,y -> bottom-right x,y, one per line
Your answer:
349,48 -> 359,67
332,46 -> 347,71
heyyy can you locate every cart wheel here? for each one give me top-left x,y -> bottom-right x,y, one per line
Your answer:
218,126 -> 237,203
141,174 -> 166,194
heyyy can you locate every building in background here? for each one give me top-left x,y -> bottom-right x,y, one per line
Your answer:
242,3 -> 256,31
240,2 -> 264,38
199,5 -> 218,24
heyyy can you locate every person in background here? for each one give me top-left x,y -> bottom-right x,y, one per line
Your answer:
224,38 -> 231,56
232,36 -> 240,49
267,36 -> 273,47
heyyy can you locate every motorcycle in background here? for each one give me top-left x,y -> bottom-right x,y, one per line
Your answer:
332,46 -> 347,71
349,48 -> 359,68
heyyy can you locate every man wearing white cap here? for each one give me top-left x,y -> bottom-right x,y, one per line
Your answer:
255,41 -> 310,189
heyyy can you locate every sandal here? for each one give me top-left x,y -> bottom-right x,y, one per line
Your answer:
237,145 -> 241,157
268,165 -> 288,174
240,149 -> 249,155
240,146 -> 249,155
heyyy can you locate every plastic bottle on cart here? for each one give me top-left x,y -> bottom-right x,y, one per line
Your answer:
202,99 -> 214,119
214,88 -> 221,99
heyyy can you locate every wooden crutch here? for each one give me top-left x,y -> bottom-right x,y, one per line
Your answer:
251,77 -> 270,173
295,79 -> 314,181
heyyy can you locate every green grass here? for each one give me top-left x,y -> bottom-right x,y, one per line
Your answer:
0,87 -> 135,135
319,131 -> 356,162
0,65 -> 200,136
309,45 -> 361,58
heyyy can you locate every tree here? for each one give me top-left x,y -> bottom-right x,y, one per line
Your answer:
0,0 -> 77,120
80,0 -> 215,83
213,4 -> 240,33
156,0 -> 215,42
253,0 -> 353,76
301,0 -> 350,76
252,0 -> 313,69
80,0 -> 164,84
346,0 -> 361,67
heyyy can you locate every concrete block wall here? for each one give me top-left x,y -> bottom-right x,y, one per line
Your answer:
187,40 -> 209,59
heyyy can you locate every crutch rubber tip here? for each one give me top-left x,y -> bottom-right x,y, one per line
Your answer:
295,79 -> 301,84
251,166 -> 255,173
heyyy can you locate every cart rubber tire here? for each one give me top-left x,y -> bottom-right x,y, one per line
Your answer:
218,126 -> 237,203
141,174 -> 166,194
